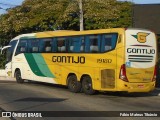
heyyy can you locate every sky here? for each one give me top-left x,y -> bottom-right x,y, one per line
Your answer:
0,0 -> 24,14
0,0 -> 160,14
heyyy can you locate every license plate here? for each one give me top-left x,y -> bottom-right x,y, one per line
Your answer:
138,85 -> 144,88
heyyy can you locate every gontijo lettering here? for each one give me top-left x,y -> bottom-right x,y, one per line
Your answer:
52,56 -> 85,64
127,48 -> 155,54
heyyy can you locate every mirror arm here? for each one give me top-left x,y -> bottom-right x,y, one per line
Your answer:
1,45 -> 11,54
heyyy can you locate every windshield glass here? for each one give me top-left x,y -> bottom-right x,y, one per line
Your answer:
6,40 -> 18,63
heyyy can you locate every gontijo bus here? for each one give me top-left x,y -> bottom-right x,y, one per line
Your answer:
1,28 -> 157,94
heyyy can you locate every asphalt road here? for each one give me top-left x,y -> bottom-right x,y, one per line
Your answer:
0,78 -> 160,120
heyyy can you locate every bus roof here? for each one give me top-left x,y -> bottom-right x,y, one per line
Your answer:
11,28 -> 126,41
36,28 -> 125,38
11,33 -> 36,41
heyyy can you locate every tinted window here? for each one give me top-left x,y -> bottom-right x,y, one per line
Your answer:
56,37 -> 68,53
39,38 -> 52,53
15,40 -> 27,55
101,34 -> 118,52
69,36 -> 82,53
13,33 -> 118,54
28,39 -> 39,53
85,35 -> 101,53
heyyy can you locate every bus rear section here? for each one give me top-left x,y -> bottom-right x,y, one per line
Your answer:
118,29 -> 157,92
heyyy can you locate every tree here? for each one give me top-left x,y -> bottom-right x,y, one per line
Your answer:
53,0 -> 132,30
0,0 -> 132,68
0,0 -> 132,44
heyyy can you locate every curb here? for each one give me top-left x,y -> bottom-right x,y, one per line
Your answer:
0,76 -> 15,81
151,88 -> 160,96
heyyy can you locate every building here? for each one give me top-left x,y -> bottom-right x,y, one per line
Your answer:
133,4 -> 160,34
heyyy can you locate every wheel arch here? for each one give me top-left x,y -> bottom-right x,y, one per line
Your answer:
14,68 -> 21,78
67,73 -> 82,93
67,73 -> 93,86
81,74 -> 96,95
80,74 -> 92,83
67,73 -> 77,85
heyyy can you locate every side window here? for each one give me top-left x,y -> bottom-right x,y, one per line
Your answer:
52,38 -> 57,52
39,38 -> 52,53
28,39 -> 39,53
101,34 -> 118,52
57,37 -> 68,53
15,40 -> 27,55
69,36 -> 82,53
85,35 -> 100,53
81,38 -> 85,52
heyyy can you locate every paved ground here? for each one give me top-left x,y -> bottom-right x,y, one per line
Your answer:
0,77 -> 160,120
0,76 -> 160,96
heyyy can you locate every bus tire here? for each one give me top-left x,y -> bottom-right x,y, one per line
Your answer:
82,76 -> 96,95
15,70 -> 24,83
67,75 -> 81,93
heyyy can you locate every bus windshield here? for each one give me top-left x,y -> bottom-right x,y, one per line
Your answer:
6,40 -> 17,63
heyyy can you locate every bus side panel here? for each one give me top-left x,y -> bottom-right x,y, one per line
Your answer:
13,53 -> 58,84
78,66 -> 100,90
116,47 -> 125,91
12,54 -> 33,80
78,52 -> 117,91
61,65 -> 79,85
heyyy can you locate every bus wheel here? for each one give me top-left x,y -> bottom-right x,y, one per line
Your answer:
67,75 -> 81,93
15,70 -> 24,83
82,76 -> 96,95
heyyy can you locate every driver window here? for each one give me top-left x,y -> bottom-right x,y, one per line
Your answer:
15,40 -> 27,55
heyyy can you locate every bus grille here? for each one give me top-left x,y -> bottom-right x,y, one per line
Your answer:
101,69 -> 115,88
128,55 -> 153,62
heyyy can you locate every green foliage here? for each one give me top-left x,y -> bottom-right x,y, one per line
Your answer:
58,0 -> 132,30
0,0 -> 132,39
116,1 -> 132,27
0,0 -> 132,68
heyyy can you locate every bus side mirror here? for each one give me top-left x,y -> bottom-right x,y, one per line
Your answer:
1,45 -> 11,54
